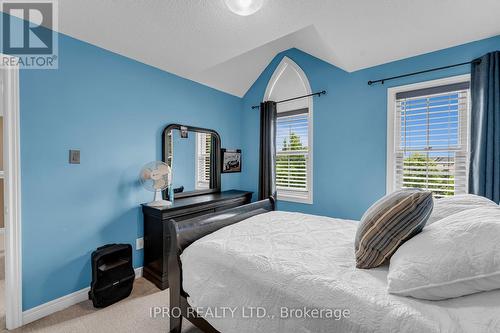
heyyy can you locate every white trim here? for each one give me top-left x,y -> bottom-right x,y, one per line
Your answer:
386,74 -> 471,194
195,132 -> 201,189
134,266 -> 143,278
194,132 -> 210,190
22,267 -> 143,325
264,57 -> 313,204
1,54 -> 23,330
22,287 -> 90,325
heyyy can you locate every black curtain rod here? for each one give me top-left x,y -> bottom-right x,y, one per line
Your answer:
251,90 -> 326,109
367,59 -> 481,86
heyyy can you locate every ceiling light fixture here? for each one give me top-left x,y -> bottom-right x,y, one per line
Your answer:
224,0 -> 264,16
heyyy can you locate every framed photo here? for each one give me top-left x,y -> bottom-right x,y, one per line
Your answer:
221,149 -> 242,173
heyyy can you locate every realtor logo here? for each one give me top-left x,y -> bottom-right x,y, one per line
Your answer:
1,0 -> 58,69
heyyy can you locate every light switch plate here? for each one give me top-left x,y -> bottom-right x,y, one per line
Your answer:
69,150 -> 80,164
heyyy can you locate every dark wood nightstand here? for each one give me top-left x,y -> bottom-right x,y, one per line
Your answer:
141,190 -> 252,290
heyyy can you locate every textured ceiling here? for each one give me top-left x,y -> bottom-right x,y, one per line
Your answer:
7,0 -> 500,96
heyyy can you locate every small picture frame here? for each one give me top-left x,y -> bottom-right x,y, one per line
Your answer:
221,149 -> 242,173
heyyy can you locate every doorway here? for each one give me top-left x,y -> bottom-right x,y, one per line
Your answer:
0,113 -> 4,327
1,55 -> 23,330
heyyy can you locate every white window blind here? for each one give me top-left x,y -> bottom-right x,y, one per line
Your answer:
195,133 -> 211,190
394,82 -> 469,197
276,109 -> 310,197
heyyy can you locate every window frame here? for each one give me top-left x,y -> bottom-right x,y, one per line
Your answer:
195,132 -> 210,190
386,74 -> 471,195
264,56 -> 313,204
276,107 -> 312,203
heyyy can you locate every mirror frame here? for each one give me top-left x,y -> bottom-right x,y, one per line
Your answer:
162,124 -> 221,199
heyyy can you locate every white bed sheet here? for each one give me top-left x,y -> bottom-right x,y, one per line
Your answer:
181,211 -> 500,333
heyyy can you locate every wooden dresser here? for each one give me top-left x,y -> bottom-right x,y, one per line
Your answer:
141,190 -> 252,289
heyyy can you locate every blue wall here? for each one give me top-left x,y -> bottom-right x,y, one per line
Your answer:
11,8 -> 500,311
19,33 -> 243,310
241,36 -> 500,220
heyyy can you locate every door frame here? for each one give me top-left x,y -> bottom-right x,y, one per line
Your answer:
1,54 -> 23,329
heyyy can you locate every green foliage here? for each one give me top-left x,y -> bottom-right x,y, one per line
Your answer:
403,152 -> 454,196
277,131 -> 307,189
282,132 -> 306,151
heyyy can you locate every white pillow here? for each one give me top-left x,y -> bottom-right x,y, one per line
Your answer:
387,207 -> 500,300
427,194 -> 497,225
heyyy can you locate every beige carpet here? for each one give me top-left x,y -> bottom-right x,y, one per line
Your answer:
4,278 -> 202,333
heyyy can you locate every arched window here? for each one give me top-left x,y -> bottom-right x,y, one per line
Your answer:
264,57 -> 313,204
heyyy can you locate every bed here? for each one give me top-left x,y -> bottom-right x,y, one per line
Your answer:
167,198 -> 500,333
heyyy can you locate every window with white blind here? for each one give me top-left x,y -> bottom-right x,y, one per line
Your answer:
276,108 -> 312,202
195,133 -> 211,190
387,76 -> 470,197
265,56 -> 313,203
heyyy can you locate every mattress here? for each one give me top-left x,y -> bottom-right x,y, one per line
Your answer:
181,211 -> 500,333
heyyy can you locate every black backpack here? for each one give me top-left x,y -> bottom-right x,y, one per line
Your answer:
88,244 -> 135,308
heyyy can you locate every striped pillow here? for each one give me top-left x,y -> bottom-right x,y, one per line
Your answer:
355,189 -> 433,269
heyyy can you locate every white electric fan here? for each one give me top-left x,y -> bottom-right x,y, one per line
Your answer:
140,161 -> 172,207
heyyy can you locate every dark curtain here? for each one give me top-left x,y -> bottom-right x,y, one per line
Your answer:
258,101 -> 277,200
469,51 -> 500,203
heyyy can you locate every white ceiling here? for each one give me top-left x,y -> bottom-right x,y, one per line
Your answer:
10,0 -> 500,96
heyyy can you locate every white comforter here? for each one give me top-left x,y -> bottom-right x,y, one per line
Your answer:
181,211 -> 500,333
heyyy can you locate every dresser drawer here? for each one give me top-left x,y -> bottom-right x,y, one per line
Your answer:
173,209 -> 216,221
214,197 -> 250,211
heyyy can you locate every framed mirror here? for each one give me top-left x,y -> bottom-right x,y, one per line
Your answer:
162,124 -> 221,199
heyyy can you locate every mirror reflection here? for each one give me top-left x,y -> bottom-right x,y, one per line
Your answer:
164,125 -> 220,198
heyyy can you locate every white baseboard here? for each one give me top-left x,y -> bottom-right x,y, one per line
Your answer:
22,284 -> 91,325
22,267 -> 143,326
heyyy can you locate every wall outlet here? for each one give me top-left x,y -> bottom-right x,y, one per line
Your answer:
136,237 -> 144,250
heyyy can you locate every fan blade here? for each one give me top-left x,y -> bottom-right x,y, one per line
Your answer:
154,178 -> 166,189
150,169 -> 162,180
142,168 -> 153,179
157,163 -> 170,175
